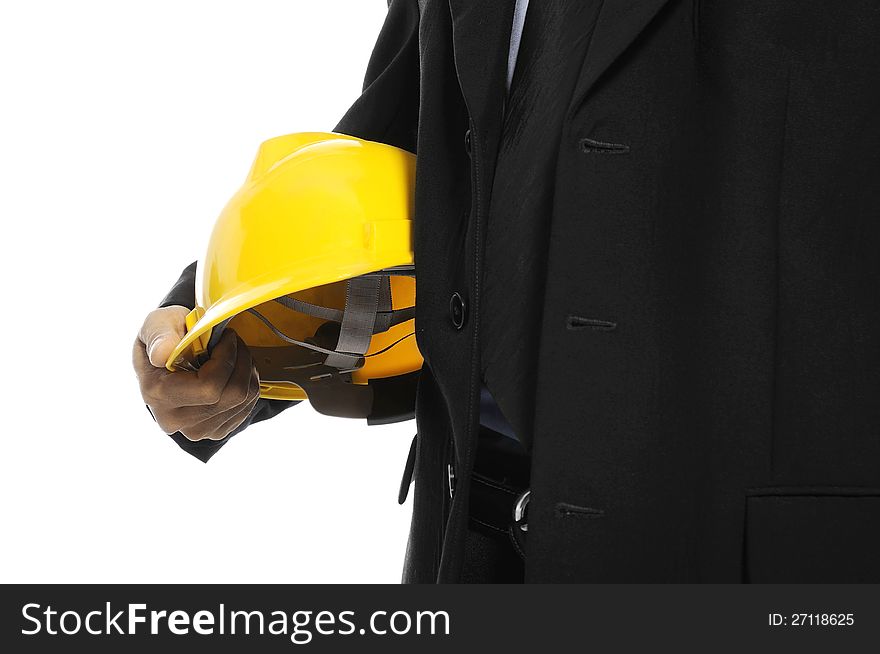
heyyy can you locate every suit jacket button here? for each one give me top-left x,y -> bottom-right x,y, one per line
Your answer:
450,292 -> 467,330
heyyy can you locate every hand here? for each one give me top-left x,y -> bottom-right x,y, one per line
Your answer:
133,305 -> 260,441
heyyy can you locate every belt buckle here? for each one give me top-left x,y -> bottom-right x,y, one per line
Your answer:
447,463 -> 456,499
512,488 -> 530,532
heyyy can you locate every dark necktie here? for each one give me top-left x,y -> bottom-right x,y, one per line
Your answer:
480,0 -> 604,450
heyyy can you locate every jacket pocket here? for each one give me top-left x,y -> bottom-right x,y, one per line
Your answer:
745,489 -> 880,582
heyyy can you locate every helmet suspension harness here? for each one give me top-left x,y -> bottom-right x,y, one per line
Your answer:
202,266 -> 416,418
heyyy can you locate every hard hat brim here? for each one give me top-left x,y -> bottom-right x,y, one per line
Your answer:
165,247 -> 413,372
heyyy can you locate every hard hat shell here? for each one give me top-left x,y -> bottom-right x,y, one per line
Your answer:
165,132 -> 421,405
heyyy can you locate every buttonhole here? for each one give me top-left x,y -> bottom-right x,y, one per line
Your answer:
555,502 -> 605,519
567,316 -> 617,332
580,137 -> 630,154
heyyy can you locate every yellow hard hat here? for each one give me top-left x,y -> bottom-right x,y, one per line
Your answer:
166,132 -> 422,419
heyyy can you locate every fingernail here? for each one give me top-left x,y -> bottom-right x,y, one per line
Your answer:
147,336 -> 165,361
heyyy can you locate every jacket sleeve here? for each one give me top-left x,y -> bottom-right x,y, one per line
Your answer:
157,263 -> 297,463
334,0 -> 421,154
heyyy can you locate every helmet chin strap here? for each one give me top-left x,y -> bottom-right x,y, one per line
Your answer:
324,275 -> 385,369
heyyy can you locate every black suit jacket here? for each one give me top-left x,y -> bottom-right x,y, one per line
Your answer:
167,0 -> 880,582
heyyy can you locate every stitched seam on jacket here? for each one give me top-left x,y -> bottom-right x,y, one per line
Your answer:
469,516 -> 508,535
472,474 -> 518,496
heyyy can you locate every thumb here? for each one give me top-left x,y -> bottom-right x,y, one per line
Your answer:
138,305 -> 191,368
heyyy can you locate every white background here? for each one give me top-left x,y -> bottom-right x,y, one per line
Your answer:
0,0 -> 415,583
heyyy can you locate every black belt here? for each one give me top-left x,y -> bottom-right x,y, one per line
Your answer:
469,471 -> 530,559
397,427 -> 531,556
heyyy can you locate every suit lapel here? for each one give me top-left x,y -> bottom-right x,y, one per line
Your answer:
567,0 -> 672,117
447,0 -> 516,158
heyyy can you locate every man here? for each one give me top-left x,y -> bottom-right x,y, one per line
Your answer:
135,0 -> 880,582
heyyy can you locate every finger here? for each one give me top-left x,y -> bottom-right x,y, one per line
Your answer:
133,337 -> 165,391
172,360 -> 258,432
150,389 -> 239,437
149,331 -> 239,407
177,361 -> 260,440
194,329 -> 240,387
138,306 -> 190,368
216,332 -> 257,406
179,371 -> 260,441
189,336 -> 257,420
